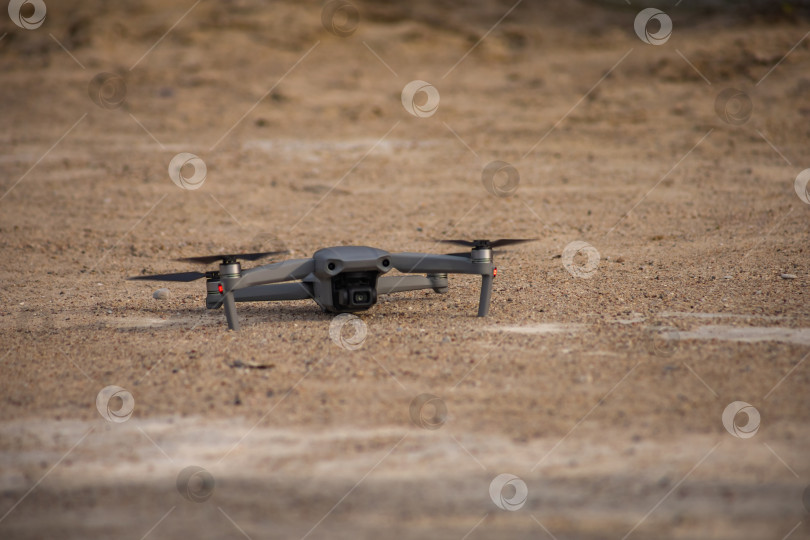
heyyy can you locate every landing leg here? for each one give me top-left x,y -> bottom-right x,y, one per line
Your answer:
477,273 -> 493,317
223,291 -> 240,331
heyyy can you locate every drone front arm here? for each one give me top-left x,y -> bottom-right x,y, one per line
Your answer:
389,252 -> 495,317
388,253 -> 480,275
219,258 -> 315,331
230,258 -> 316,290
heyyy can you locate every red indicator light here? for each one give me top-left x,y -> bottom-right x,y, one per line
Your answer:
493,267 -> 497,277
218,284 -> 224,294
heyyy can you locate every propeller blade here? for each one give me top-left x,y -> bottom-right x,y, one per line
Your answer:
128,271 -> 207,282
437,239 -> 477,248
176,250 -> 288,265
489,238 -> 538,248
437,238 -> 538,249
445,250 -> 506,258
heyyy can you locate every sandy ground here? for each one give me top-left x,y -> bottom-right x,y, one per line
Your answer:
1,0 -> 809,538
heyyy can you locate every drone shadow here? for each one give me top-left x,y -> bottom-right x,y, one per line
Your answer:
65,290 -> 463,335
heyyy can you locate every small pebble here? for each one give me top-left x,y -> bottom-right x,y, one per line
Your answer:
724,275 -> 732,280
780,274 -> 797,280
153,288 -> 170,300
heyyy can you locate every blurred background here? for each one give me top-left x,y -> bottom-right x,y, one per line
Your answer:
1,1 -> 809,539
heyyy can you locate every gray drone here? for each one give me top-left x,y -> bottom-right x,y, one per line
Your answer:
129,239 -> 535,331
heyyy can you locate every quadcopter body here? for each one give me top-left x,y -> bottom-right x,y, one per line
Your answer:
130,239 -> 534,331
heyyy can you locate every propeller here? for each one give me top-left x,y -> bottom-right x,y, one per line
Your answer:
128,250 -> 288,282
128,271 -> 210,282
438,238 -> 538,249
445,250 -> 505,258
175,250 -> 289,265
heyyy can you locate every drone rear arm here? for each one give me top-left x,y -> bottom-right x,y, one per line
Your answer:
377,274 -> 447,295
233,282 -> 313,302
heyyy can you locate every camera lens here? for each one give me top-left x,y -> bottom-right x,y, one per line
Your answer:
353,291 -> 369,304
